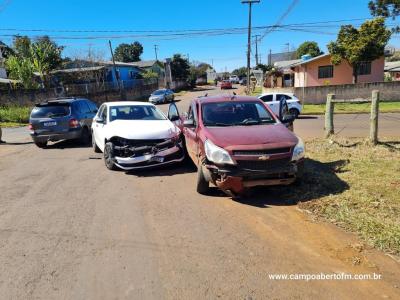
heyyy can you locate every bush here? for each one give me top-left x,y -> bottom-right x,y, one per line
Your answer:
0,105 -> 31,124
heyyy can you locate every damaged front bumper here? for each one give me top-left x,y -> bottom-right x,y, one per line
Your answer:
110,137 -> 185,170
205,159 -> 304,194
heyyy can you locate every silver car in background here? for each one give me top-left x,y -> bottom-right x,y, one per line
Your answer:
149,89 -> 175,104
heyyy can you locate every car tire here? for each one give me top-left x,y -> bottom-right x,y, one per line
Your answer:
92,133 -> 101,153
34,141 -> 47,148
290,108 -> 300,119
196,165 -> 209,195
104,142 -> 119,171
80,127 -> 91,145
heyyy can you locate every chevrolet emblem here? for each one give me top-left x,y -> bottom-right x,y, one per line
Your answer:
258,155 -> 270,161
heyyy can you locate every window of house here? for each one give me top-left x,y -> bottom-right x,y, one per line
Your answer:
129,70 -> 137,79
357,62 -> 372,75
318,66 -> 334,79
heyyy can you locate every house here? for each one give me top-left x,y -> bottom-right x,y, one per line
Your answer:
129,60 -> 165,78
291,54 -> 385,87
384,61 -> 400,81
265,59 -> 301,88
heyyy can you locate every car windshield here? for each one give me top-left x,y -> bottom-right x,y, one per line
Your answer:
109,105 -> 166,122
202,101 -> 276,127
31,104 -> 70,118
153,90 -> 165,95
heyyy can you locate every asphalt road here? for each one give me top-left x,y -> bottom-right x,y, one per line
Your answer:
0,86 -> 399,299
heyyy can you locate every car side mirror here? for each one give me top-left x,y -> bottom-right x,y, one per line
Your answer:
170,115 -> 180,122
95,117 -> 104,124
183,119 -> 195,128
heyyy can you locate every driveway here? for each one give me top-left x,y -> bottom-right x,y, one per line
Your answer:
0,86 -> 399,299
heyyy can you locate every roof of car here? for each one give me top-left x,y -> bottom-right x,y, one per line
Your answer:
195,95 -> 261,104
105,101 -> 154,107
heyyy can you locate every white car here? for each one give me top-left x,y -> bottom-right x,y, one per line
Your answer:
91,101 -> 185,171
258,93 -> 302,118
229,75 -> 239,84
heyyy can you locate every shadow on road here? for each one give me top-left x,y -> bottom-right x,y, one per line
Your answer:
0,141 -> 33,145
233,158 -> 350,208
46,140 -> 91,149
297,115 -> 319,120
126,161 -> 196,177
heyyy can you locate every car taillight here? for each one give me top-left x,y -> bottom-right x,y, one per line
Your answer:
69,119 -> 79,128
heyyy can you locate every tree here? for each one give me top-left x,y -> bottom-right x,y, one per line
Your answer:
369,1 -> 400,31
232,67 -> 247,78
6,56 -> 38,89
170,54 -> 190,80
6,36 -> 64,88
114,42 -> 143,62
369,0 -> 400,18
255,63 -> 272,74
142,70 -> 158,79
0,41 -> 14,58
327,18 -> 391,83
188,62 -> 212,87
296,41 -> 323,59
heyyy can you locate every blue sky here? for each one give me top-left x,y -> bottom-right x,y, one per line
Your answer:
1,0 -> 399,71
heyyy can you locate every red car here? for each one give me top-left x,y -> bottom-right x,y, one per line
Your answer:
220,80 -> 233,90
167,95 -> 304,196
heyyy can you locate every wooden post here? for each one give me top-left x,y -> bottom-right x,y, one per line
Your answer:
370,90 -> 379,145
325,94 -> 335,138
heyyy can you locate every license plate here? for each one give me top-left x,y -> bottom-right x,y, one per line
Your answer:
43,121 -> 57,127
150,156 -> 164,163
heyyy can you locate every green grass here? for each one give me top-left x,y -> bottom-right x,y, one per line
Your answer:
0,106 -> 31,127
303,101 -> 400,115
298,138 -> 400,255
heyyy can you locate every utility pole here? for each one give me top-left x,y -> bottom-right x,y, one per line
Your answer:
253,34 -> 260,66
108,40 -> 123,97
154,45 -> 159,61
242,0 -> 260,94
269,49 -> 272,65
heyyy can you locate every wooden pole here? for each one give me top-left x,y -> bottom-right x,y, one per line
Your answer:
370,90 -> 379,145
325,94 -> 335,138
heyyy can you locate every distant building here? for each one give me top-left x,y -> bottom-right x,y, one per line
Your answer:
206,68 -> 217,82
268,51 -> 297,65
384,61 -> 400,81
269,54 -> 385,88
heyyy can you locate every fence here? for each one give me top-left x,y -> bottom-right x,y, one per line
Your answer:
0,78 -> 187,106
325,91 -> 380,145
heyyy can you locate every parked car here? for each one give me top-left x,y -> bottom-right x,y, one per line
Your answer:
92,101 -> 185,171
167,95 -> 304,196
258,93 -> 302,118
149,89 -> 175,104
229,75 -> 239,84
239,78 -> 247,86
29,98 -> 98,148
220,80 -> 233,90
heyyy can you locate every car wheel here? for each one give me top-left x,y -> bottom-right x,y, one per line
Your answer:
80,127 -> 91,145
104,142 -> 119,171
34,141 -> 47,148
290,108 -> 300,119
92,133 -> 101,153
196,165 -> 210,194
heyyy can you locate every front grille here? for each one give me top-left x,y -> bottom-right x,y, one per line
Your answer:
233,147 -> 291,156
236,158 -> 291,171
112,137 -> 178,158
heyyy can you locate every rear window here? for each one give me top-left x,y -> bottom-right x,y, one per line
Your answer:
31,104 -> 70,118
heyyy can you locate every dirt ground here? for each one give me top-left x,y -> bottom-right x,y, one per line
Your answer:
0,85 -> 399,299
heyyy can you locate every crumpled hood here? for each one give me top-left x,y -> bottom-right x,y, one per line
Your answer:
106,120 -> 180,140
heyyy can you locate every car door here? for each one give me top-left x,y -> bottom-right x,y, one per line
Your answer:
79,100 -> 92,128
183,103 -> 200,165
93,104 -> 108,151
167,102 -> 182,129
259,94 -> 279,115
